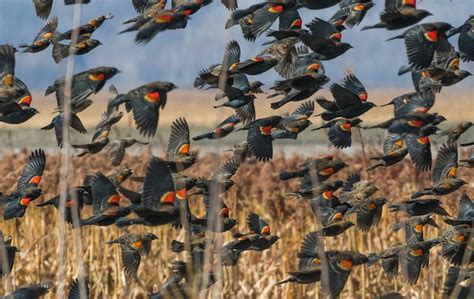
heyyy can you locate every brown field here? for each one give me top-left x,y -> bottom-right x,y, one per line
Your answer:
0,149 -> 472,298
1,88 -> 472,130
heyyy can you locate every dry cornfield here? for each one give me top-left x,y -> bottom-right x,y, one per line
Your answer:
0,148 -> 472,298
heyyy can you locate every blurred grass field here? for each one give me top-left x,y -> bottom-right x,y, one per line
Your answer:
0,149 -> 472,298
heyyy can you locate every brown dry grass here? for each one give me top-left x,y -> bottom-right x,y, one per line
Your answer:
1,88 -> 472,130
0,148 -> 472,298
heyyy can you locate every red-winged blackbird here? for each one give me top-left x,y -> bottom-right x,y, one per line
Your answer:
113,81 -> 176,138
245,2 -> 295,40
312,118 -> 363,148
438,225 -> 472,266
329,0 -> 374,29
387,22 -> 454,70
298,0 -> 340,10
33,0 -> 53,20
115,157 -> 182,228
403,125 -> 440,172
272,100 -> 314,139
316,73 -> 375,121
0,149 -> 46,220
52,36 -> 102,63
190,196 -> 237,233
3,282 -> 52,298
19,17 -> 58,53
315,221 -> 354,237
448,15 -> 474,62
368,139 -> 408,171
230,213 -> 279,251
36,187 -> 89,225
392,214 -> 439,244
0,45 -> 34,110
164,117 -> 196,172
380,90 -> 435,118
0,231 -> 18,277
389,198 -> 449,217
54,13 -> 113,42
194,40 -> 240,89
299,17 -> 353,60
214,83 -> 257,124
192,156 -> 240,196
412,143 -> 467,198
311,204 -> 347,226
230,56 -> 277,76
45,66 -> 120,114
279,155 -> 347,182
246,115 -> 282,161
444,194 -> 474,226
107,233 -> 158,277
368,239 -> 441,284
362,0 -> 432,31
193,115 -> 241,141
225,3 -> 266,28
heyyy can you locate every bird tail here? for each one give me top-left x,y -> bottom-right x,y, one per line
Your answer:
361,23 -> 384,31
411,189 -> 432,199
367,161 -> 383,171
36,198 -> 56,207
274,277 -> 294,286
270,100 -> 285,110
45,85 -> 56,96
41,122 -> 55,130
388,204 -> 400,213
279,171 -> 303,181
106,239 -> 120,244
171,240 -> 185,252
225,18 -> 238,29
321,112 -> 337,121
398,66 -> 412,76
193,132 -> 212,141
367,253 -> 380,266
386,34 -> 404,41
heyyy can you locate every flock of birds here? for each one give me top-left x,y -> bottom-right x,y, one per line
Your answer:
0,0 -> 473,298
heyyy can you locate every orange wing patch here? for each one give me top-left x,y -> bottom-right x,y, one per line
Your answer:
339,259 -> 353,270
132,240 -> 143,248
268,5 -> 284,13
20,197 -> 32,206
19,95 -> 32,106
178,143 -> 190,155
89,73 -> 105,81
29,175 -> 42,186
176,188 -> 187,200
144,91 -> 161,103
359,92 -> 368,101
260,125 -> 273,136
160,192 -> 176,205
447,167 -> 457,178
424,30 -> 438,42
411,248 -> 424,256
261,226 -> 271,235
319,167 -> 334,176
414,223 -> 424,233
108,194 -> 121,205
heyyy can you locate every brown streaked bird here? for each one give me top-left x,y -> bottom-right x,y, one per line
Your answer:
0,149 -> 46,220
106,138 -> 149,166
362,0 -> 432,31
107,233 -> 158,277
272,100 -> 314,140
345,197 -> 387,232
19,17 -> 58,53
438,121 -> 472,144
412,143 -> 467,198
339,172 -> 379,203
0,44 -> 33,106
387,22 -> 454,70
392,214 -> 439,244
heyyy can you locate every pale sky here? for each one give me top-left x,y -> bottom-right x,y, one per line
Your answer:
0,0 -> 473,91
